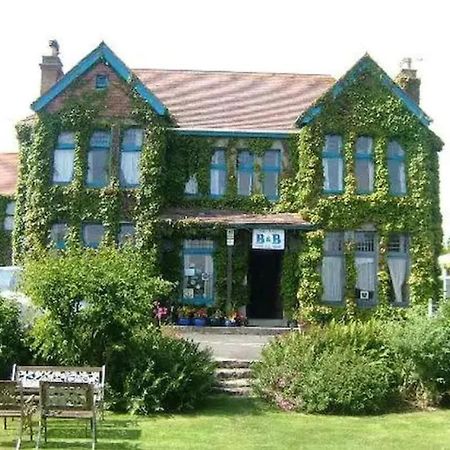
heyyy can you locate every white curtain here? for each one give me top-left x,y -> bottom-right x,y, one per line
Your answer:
53,150 -> 74,182
120,152 -> 140,186
322,256 -> 343,302
356,257 -> 375,291
388,257 -> 407,303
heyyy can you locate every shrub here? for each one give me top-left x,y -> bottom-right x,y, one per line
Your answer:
0,296 -> 28,378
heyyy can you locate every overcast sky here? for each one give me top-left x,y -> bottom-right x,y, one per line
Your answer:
0,0 -> 448,241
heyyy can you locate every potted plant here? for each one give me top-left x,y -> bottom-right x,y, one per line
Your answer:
208,308 -> 224,327
177,305 -> 193,326
193,307 -> 208,327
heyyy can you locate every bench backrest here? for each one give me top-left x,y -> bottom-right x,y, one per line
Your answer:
11,365 -> 105,392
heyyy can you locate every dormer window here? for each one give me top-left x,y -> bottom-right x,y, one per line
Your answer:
95,74 -> 109,90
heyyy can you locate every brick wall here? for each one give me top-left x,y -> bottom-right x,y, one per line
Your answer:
46,62 -> 133,117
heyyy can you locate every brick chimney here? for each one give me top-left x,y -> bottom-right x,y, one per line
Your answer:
40,40 -> 63,94
395,57 -> 421,104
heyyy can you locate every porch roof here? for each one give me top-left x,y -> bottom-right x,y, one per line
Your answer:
160,208 -> 313,230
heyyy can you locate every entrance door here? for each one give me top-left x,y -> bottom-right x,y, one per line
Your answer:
247,250 -> 283,319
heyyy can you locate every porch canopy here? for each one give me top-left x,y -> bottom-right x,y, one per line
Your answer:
160,208 -> 313,230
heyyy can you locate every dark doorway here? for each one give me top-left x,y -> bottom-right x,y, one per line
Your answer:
247,250 -> 283,319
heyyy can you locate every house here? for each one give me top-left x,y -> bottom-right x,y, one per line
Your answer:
1,41 -> 443,324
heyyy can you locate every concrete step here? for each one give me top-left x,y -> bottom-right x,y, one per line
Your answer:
215,358 -> 253,369
215,367 -> 252,380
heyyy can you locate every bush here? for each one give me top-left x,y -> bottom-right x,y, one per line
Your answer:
0,296 -> 28,378
253,322 -> 398,414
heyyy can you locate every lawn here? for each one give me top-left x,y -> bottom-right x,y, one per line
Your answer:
2,396 -> 450,449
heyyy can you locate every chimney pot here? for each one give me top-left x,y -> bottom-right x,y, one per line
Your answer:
39,40 -> 63,95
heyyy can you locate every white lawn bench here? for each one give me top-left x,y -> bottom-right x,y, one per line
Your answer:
11,365 -> 106,418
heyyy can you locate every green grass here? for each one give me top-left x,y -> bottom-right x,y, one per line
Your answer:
2,396 -> 450,449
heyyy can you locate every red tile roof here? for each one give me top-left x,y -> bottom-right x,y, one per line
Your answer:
161,208 -> 311,228
133,69 -> 335,131
0,153 -> 18,196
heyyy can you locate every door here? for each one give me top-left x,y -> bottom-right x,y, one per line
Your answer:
247,250 -> 283,319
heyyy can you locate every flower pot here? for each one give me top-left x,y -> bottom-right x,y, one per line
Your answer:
225,319 -> 236,327
177,317 -> 192,326
193,317 -> 207,327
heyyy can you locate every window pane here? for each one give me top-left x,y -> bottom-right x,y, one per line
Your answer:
323,158 -> 343,192
87,150 -> 109,187
322,256 -> 344,302
324,135 -> 342,154
83,224 -> 104,248
356,159 -> 374,193
238,171 -> 253,196
90,131 -> 110,148
210,169 -> 226,196
263,172 -> 278,199
388,141 -> 404,158
51,223 -> 68,249
264,150 -> 279,167
356,136 -> 373,155
120,152 -> 140,186
53,149 -> 75,183
388,159 -> 406,195
211,149 -> 225,165
185,175 -> 198,195
122,129 -> 143,149
118,224 -> 135,244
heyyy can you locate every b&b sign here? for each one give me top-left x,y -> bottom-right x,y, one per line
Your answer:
252,229 -> 285,250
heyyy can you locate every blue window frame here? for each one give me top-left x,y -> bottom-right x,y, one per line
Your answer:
322,232 -> 345,303
355,136 -> 374,194
118,222 -> 135,245
95,74 -> 109,90
210,149 -> 227,198
237,150 -> 254,196
86,131 -> 110,188
182,240 -> 214,306
262,150 -> 281,200
387,234 -> 409,304
323,135 -> 344,194
82,223 -> 104,248
53,132 -> 75,185
387,141 -> 407,195
120,129 -> 143,187
51,223 -> 68,249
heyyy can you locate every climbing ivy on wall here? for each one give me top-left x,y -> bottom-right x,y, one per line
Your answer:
280,64 -> 443,319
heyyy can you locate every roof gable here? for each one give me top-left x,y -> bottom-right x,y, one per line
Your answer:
297,55 -> 432,127
31,42 -> 167,116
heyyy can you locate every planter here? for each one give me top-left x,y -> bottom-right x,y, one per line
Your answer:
193,317 -> 207,327
177,317 -> 192,326
225,319 -> 237,327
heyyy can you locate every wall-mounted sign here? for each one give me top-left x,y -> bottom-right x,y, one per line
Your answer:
226,229 -> 235,246
252,229 -> 285,250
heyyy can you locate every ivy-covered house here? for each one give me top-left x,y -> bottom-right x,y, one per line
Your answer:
5,41 -> 443,323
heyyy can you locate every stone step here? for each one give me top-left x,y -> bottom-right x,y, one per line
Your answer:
215,358 -> 253,369
215,367 -> 252,380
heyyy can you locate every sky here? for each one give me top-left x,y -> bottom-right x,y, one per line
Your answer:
0,0 -> 448,241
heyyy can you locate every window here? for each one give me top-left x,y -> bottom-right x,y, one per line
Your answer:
120,129 -> 143,187
387,234 -> 409,304
355,231 -> 377,303
185,175 -> 198,196
263,150 -> 281,200
95,74 -> 109,90
387,141 -> 407,195
53,132 -> 75,184
51,223 -> 68,249
118,223 -> 135,245
323,135 -> 344,194
210,149 -> 226,197
182,240 -> 214,305
355,136 -> 374,194
87,131 -> 110,188
3,202 -> 15,231
82,224 -> 104,248
237,151 -> 254,196
322,232 -> 345,303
